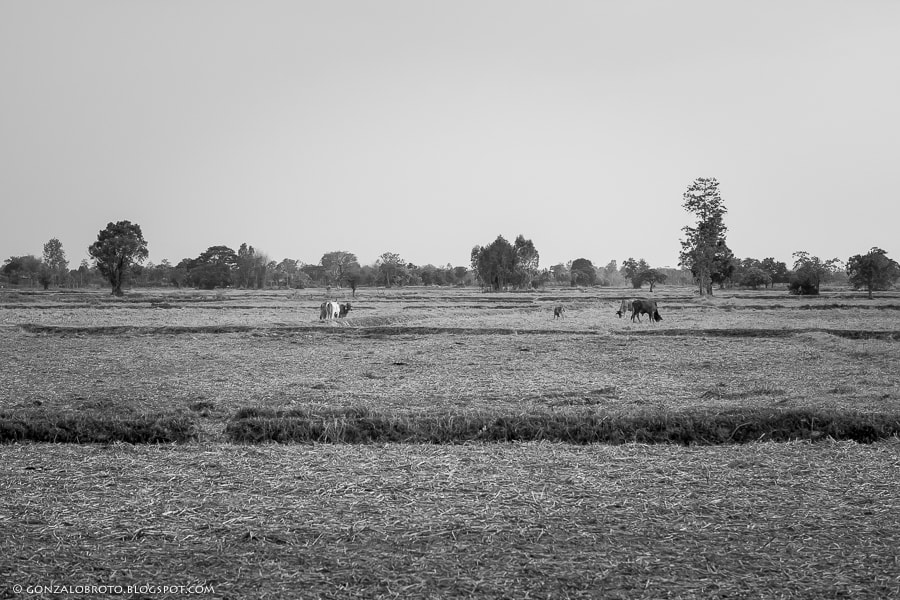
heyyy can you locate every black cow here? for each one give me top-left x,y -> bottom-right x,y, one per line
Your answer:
553,306 -> 565,319
339,302 -> 352,318
631,299 -> 662,323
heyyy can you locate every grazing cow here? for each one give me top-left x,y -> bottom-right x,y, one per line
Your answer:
553,306 -> 565,319
616,299 -> 636,318
631,299 -> 662,323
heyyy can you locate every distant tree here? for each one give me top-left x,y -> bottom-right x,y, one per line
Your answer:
42,238 -> 69,287
569,258 -> 597,287
710,249 -> 737,289
87,220 -> 149,296
1,255 -> 42,286
171,260 -> 191,288
679,177 -> 731,295
846,247 -> 900,299
621,257 -> 650,289
761,257 -> 790,287
549,263 -> 570,286
343,261 -> 361,294
471,236 -> 515,291
598,260 -> 625,287
641,268 -> 668,292
789,251 -> 842,295
452,266 -> 470,285
376,252 -> 407,288
274,259 -> 301,288
738,267 -> 772,290
319,251 -> 359,288
301,264 -> 326,286
513,235 -> 540,288
72,259 -> 98,288
186,246 -> 238,289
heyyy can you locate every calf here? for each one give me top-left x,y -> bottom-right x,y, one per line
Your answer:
553,306 -> 565,319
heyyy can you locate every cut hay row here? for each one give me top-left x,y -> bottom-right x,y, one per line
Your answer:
225,406 -> 900,445
0,410 -> 197,443
3,406 -> 897,446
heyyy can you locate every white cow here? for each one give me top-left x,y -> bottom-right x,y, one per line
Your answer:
615,299 -> 636,318
319,301 -> 352,320
319,301 -> 340,320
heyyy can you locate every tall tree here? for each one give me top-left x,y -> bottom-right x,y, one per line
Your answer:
846,247 -> 900,299
42,238 -> 69,287
679,178 -> 731,295
87,220 -> 149,296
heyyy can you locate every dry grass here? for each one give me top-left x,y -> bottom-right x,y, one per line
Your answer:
2,285 -> 900,597
1,440 -> 899,599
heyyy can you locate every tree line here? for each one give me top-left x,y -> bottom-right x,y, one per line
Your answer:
3,178 -> 899,297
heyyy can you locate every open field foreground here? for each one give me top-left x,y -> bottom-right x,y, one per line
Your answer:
2,286 -> 900,597
2,441 -> 900,599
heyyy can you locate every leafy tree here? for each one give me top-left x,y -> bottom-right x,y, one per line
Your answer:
186,246 -> 238,289
320,251 -> 359,288
846,247 -> 900,299
42,238 -> 69,287
789,251 -> 841,295
679,178 -> 731,295
87,220 -> 149,296
569,258 -> 596,287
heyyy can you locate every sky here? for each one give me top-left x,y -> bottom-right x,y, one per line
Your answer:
1,1 -> 898,271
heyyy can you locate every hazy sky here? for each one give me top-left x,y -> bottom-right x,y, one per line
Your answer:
2,1 -> 898,271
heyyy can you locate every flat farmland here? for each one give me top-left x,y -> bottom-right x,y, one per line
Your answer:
1,286 -> 899,598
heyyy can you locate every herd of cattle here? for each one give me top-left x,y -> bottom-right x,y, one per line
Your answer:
319,298 -> 662,323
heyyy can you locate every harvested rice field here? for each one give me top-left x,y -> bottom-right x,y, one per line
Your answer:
2,286 -> 900,598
